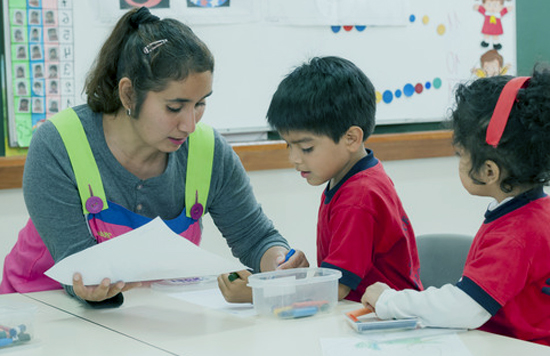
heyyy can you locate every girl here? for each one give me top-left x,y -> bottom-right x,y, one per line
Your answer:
363,67 -> 550,346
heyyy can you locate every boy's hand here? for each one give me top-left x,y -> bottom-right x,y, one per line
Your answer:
218,270 -> 253,303
361,282 -> 391,311
543,278 -> 550,296
276,249 -> 309,270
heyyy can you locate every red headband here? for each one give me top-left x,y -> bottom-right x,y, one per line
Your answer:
485,76 -> 530,148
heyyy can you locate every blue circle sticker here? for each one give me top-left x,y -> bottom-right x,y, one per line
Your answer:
382,90 -> 393,103
403,83 -> 415,97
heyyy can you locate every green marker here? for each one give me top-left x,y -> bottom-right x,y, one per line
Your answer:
228,272 -> 240,282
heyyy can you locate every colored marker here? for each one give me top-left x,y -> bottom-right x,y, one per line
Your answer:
16,333 -> 31,342
278,306 -> 319,319
345,307 -> 373,322
0,338 -> 14,347
292,300 -> 329,310
279,249 -> 295,266
228,272 -> 240,282
228,269 -> 254,282
9,324 -> 26,338
272,305 -> 293,316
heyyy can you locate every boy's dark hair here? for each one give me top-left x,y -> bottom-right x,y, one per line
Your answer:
452,64 -> 550,192
85,7 -> 214,117
266,56 -> 376,143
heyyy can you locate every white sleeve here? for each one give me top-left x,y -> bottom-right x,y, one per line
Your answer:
375,284 -> 492,329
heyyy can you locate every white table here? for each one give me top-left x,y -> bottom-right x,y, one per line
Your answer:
14,287 -> 550,356
0,292 -> 171,355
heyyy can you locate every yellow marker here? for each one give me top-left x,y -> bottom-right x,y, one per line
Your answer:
273,306 -> 293,316
437,24 -> 446,35
375,91 -> 382,104
422,15 -> 429,25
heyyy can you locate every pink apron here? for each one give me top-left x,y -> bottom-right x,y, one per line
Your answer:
0,108 -> 214,293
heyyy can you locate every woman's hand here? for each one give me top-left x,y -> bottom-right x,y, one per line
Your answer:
72,273 -> 142,302
217,270 -> 253,303
361,282 -> 391,311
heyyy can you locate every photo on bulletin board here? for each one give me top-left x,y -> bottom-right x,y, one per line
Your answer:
17,97 -> 30,113
98,0 -> 259,25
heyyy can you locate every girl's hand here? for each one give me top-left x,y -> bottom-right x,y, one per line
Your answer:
361,282 -> 391,311
72,273 -> 141,302
218,270 -> 253,303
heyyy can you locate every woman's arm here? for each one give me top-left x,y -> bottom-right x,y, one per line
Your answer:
206,132 -> 298,272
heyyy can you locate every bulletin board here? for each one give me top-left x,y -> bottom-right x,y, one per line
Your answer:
2,0 -> 517,147
2,0 -> 75,148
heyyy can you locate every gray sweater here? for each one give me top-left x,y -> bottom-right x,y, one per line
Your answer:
24,105 -> 288,299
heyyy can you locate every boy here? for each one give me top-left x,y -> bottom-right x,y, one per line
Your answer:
265,56 -> 422,301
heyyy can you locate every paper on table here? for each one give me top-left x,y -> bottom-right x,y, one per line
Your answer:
166,288 -> 257,318
45,217 -> 246,285
320,333 -> 473,356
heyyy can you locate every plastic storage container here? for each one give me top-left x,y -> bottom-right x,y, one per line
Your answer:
248,267 -> 341,319
0,302 -> 37,349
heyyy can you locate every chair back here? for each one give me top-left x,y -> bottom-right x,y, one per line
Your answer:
416,233 -> 474,288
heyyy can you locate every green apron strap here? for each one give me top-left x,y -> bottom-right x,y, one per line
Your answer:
49,108 -> 108,215
185,122 -> 215,218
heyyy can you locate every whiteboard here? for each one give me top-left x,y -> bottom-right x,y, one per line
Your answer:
44,0 -> 520,135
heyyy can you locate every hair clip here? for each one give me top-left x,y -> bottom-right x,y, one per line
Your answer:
143,39 -> 168,54
485,76 -> 530,148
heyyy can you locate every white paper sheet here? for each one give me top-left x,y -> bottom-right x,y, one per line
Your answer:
264,0 -> 410,26
320,333 -> 473,356
45,217 -> 246,285
164,288 -> 257,318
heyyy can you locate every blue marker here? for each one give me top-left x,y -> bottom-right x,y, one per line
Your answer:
9,324 -> 26,338
280,249 -> 295,265
0,338 -> 14,347
278,306 -> 319,319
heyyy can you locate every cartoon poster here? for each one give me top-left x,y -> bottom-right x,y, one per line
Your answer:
4,0 -> 75,148
471,0 -> 514,78
473,0 -> 513,50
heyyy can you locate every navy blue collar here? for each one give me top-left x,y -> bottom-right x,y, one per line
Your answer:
484,186 -> 547,223
324,149 -> 379,204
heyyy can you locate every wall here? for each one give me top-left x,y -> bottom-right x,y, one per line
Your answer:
1,0 -> 518,143
516,0 -> 550,75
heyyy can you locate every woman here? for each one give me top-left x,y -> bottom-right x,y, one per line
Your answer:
0,7 -> 307,307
